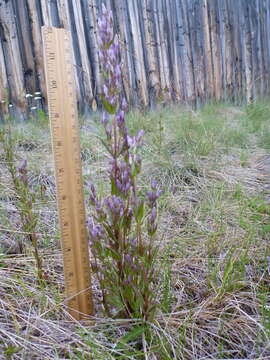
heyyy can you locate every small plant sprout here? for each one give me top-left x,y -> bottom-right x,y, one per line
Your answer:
87,4 -> 161,320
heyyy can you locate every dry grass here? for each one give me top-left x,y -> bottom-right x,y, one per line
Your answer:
1,102 -> 270,359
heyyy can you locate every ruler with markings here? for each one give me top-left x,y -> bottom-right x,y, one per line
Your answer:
42,26 -> 93,320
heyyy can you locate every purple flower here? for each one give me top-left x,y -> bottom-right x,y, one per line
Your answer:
150,207 -> 157,225
105,195 -> 125,220
127,130 -> 144,151
146,191 -> 158,203
87,216 -> 104,242
101,112 -> 109,126
127,136 -> 136,148
89,183 -> 98,205
125,253 -> 132,264
136,130 -> 144,144
151,180 -> 157,190
116,110 -> 125,129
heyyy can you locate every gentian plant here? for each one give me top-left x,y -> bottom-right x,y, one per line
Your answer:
87,4 -> 161,320
0,128 -> 44,282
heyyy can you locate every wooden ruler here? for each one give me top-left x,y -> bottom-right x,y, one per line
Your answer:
42,26 -> 93,320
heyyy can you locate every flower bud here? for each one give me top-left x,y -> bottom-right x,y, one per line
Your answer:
17,159 -> 28,185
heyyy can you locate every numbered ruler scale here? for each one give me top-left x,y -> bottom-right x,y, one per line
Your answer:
42,27 -> 92,319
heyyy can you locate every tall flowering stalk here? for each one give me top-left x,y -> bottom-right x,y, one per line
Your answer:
88,4 -> 161,320
0,129 -> 44,282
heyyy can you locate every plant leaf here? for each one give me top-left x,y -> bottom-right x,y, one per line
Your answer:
115,325 -> 148,350
101,96 -> 117,115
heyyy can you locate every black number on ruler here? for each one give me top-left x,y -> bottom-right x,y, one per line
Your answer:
51,80 -> 57,89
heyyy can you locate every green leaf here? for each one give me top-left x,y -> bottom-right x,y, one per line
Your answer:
103,224 -> 115,239
105,246 -> 121,261
135,201 -> 144,223
111,178 -> 118,196
115,325 -> 148,350
122,284 -> 134,305
4,345 -> 21,358
101,96 -> 117,115
105,39 -> 114,50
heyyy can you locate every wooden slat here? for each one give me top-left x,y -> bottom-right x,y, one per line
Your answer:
0,37 -> 8,118
71,0 -> 94,105
0,1 -> 25,111
126,0 -> 148,106
243,1 -> 253,104
142,0 -> 160,104
13,0 -> 36,94
113,0 -> 132,104
26,0 -> 47,99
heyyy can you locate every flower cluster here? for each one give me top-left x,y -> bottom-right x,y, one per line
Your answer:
25,91 -> 42,111
87,4 -> 161,320
98,7 -> 121,111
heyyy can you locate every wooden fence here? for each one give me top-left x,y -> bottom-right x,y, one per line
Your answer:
0,0 -> 270,118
